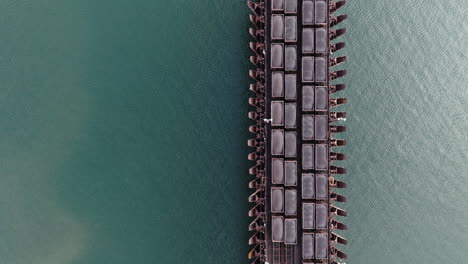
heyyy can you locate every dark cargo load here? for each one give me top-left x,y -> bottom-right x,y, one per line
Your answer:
271,129 -> 284,155
315,86 -> 328,111
303,28 -> 314,53
302,233 -> 314,259
285,189 -> 297,215
271,187 -> 284,213
302,86 -> 314,111
302,144 -> 314,169
302,174 -> 315,199
272,158 -> 284,184
272,216 -> 284,242
285,74 -> 297,99
302,203 -> 315,229
316,203 -> 328,229
271,15 -> 284,40
302,57 -> 314,82
285,161 -> 297,186
315,28 -> 328,53
315,0 -> 328,24
302,114 -> 314,140
285,0 -> 297,13
285,46 -> 297,71
272,72 -> 284,98
285,16 -> 297,42
271,44 -> 284,68
285,131 -> 297,157
285,103 -> 297,128
315,233 -> 328,259
316,174 -> 328,200
315,115 -> 328,140
272,0 -> 284,11
271,101 -> 284,126
315,144 -> 328,169
302,0 -> 314,25
284,219 -> 297,244
315,57 -> 327,82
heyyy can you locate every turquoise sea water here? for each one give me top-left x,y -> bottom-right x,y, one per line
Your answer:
0,1 -> 466,263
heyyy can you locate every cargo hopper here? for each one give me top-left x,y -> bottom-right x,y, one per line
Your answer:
247,1 -> 348,263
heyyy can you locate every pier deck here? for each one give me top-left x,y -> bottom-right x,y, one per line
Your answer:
248,1 -> 347,263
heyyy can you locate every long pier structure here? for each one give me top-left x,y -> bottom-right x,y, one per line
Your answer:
247,1 -> 348,263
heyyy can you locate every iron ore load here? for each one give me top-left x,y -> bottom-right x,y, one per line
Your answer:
247,0 -> 347,263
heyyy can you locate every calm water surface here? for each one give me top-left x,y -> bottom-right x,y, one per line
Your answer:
0,1 -> 466,263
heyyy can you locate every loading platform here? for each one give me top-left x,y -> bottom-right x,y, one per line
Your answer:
247,1 -> 348,263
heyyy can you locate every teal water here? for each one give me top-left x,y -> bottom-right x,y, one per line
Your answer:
0,1 -> 466,263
